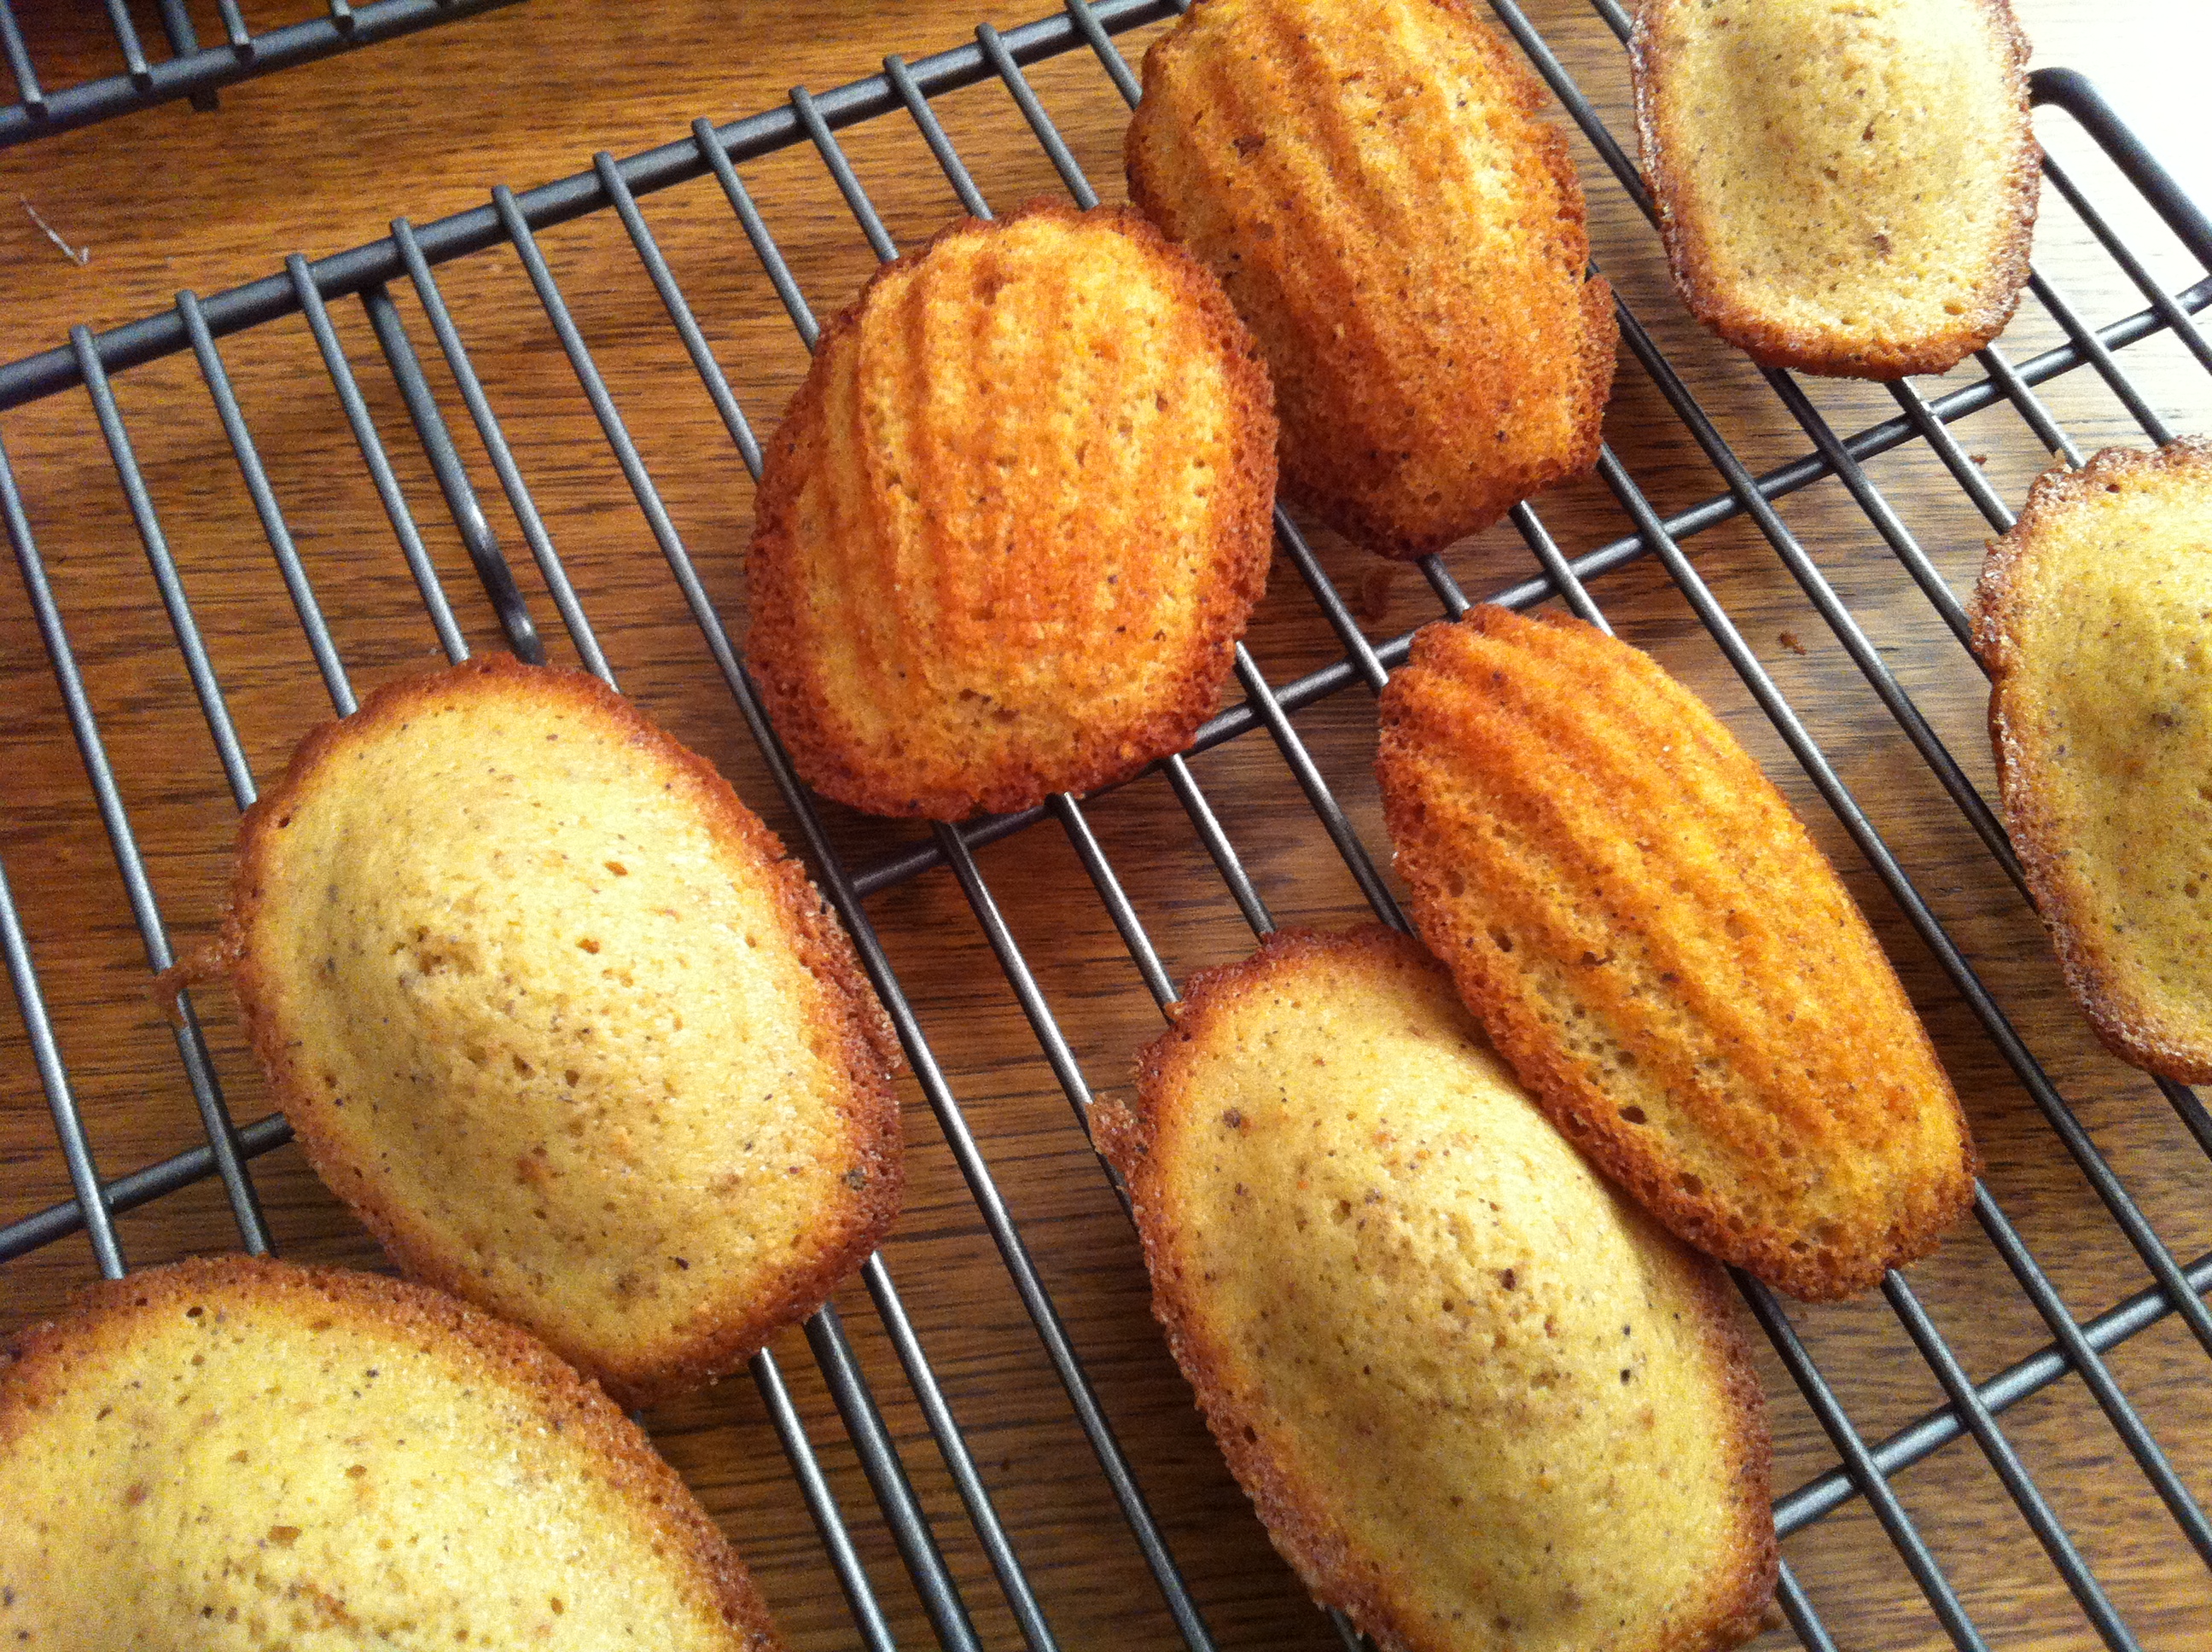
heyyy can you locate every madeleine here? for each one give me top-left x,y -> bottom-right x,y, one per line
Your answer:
0,1258 -> 778,1647
1100,927 -> 1774,1652
180,657 -> 900,1406
1127,0 -> 1615,557
1377,607 -> 1976,1299
747,203 -> 1277,820
1976,439 -> 2212,1080
1633,0 -> 2038,377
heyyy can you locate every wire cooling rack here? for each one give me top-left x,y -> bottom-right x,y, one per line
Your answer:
1,0 -> 2208,1646
0,0 -> 521,147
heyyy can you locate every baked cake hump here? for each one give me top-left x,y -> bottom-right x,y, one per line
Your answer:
1976,439 -> 2212,1080
747,202 -> 1277,821
1377,608 -> 1976,1300
1100,927 -> 1774,1652
0,1257 -> 777,1649
1126,0 -> 1616,559
1633,0 -> 2037,379
196,658 -> 901,1407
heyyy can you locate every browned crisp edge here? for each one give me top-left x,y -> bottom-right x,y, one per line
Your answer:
744,199 -> 1278,821
1095,923 -> 1776,1652
0,1255 -> 779,1649
1126,0 -> 1616,562
1376,607 -> 1977,1302
1630,0 -> 2040,381
177,655 -> 904,1410
1973,437 -> 2212,1082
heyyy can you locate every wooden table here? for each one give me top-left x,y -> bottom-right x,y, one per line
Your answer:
2,3 -> 2208,1648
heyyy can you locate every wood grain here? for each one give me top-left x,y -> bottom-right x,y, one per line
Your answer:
1,3 -> 2208,1649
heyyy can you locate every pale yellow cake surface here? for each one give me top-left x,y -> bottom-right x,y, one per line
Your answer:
217,660 -> 899,1406
1102,928 -> 1773,1652
1633,0 -> 2035,377
0,1259 -> 771,1649
1977,440 -> 2212,1079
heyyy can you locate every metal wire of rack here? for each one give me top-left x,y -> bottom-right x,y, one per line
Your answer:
0,0 -> 2208,1647
0,0 -> 521,148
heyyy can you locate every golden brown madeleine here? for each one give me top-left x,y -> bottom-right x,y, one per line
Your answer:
1976,439 -> 2212,1080
1632,0 -> 2038,379
747,202 -> 1276,821
1099,927 -> 1774,1652
180,657 -> 900,1407
0,1258 -> 777,1649
1377,608 -> 1976,1300
1126,0 -> 1615,561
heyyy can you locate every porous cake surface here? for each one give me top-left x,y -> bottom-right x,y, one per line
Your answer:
1976,439 -> 2212,1080
1633,0 -> 2037,378
1377,608 -> 1976,1300
201,658 -> 900,1407
0,1258 -> 776,1649
1126,0 -> 1615,560
748,202 -> 1277,821
1099,928 -> 1773,1652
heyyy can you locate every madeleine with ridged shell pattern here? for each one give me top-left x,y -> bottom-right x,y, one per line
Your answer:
1377,608 -> 1976,1300
1097,927 -> 1775,1652
178,658 -> 902,1409
0,1258 -> 779,1649
1976,439 -> 2212,1081
746,203 -> 1278,822
1126,0 -> 1617,561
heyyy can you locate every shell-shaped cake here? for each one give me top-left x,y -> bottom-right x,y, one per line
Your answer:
748,202 -> 1278,821
1632,0 -> 2038,378
186,658 -> 901,1407
1377,608 -> 1976,1300
1976,439 -> 2212,1080
1126,0 -> 1616,560
1098,927 -> 1774,1652
0,1258 -> 778,1649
